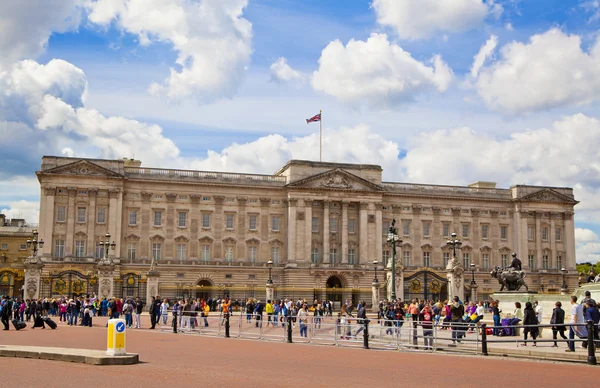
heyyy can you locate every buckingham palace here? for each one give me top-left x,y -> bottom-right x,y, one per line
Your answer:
10,156 -> 579,305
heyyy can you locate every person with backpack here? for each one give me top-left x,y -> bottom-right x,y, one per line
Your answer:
122,299 -> 133,328
134,297 -> 143,329
421,303 -> 434,350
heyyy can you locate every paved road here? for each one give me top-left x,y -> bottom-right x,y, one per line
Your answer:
0,316 -> 595,388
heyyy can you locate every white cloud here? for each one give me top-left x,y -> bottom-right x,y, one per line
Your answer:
1,200 -> 40,225
576,228 -> 599,244
505,22 -> 514,31
470,35 -> 498,78
0,0 -> 82,69
372,0 -> 499,40
311,33 -> 453,106
270,57 -> 304,85
85,0 -> 253,102
581,0 -> 600,22
474,28 -> 600,114
576,228 -> 600,263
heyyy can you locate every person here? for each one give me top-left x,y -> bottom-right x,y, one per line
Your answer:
507,252 -> 522,271
420,303 -> 434,350
265,300 -> 274,327
492,301 -> 502,336
581,291 -> 596,314
583,300 -> 599,348
522,302 -> 539,346
134,297 -> 143,329
550,301 -> 567,347
587,269 -> 596,283
254,300 -> 264,328
221,298 -> 231,326
566,296 -> 588,352
202,302 -> 210,327
450,296 -> 465,345
353,301 -> 367,338
1,295 -> 12,330
512,302 -> 523,321
297,303 -> 309,337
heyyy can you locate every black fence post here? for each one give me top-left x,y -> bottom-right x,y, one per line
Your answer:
225,313 -> 230,338
481,323 -> 488,356
172,311 -> 178,334
363,319 -> 369,349
287,315 -> 293,343
586,320 -> 597,366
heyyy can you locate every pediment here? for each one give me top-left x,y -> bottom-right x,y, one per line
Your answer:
41,160 -> 123,178
519,189 -> 578,204
286,168 -> 383,192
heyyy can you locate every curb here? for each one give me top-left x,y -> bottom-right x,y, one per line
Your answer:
0,345 -> 139,366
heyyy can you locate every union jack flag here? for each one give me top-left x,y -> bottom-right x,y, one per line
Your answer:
306,113 -> 321,124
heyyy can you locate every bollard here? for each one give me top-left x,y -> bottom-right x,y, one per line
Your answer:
106,318 -> 126,356
363,319 -> 369,349
287,315 -> 293,343
225,313 -> 230,338
586,320 -> 597,366
173,311 -> 178,334
481,323 -> 488,356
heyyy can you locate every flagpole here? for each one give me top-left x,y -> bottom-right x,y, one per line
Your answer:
319,109 -> 322,162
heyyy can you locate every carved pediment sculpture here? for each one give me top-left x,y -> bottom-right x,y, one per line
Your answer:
321,174 -> 351,189
520,188 -> 578,204
39,160 -> 123,178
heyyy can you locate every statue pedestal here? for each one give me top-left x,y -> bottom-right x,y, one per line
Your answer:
446,256 -> 465,302
492,291 -> 570,320
385,264 -> 404,301
265,283 -> 274,302
24,260 -> 44,300
470,283 -> 478,302
146,270 -> 160,304
97,263 -> 116,299
573,282 -> 600,303
372,281 -> 380,311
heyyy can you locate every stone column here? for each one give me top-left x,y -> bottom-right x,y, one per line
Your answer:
341,202 -> 348,264
165,192 -> 177,259
265,283 -> 274,302
237,197 -> 248,262
40,187 -> 56,258
304,200 -> 312,263
140,192 -> 153,258
66,187 -> 77,256
146,269 -> 160,304
446,256 -> 465,302
286,199 -> 297,262
190,194 -> 201,259
359,202 -> 368,264
550,213 -> 557,269
470,283 -> 478,302
375,203 -> 383,264
535,211 -> 542,269
371,281 -> 380,311
87,188 -> 98,257
97,263 -> 116,299
563,211 -> 576,270
323,201 -> 330,264
24,262 -> 44,300
108,189 -> 122,259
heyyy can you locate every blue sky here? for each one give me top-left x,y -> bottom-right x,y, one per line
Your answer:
1,0 -> 600,262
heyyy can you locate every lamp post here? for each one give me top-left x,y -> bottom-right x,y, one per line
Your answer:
26,230 -> 44,263
470,263 -> 478,302
446,232 -> 462,259
267,259 -> 273,284
97,233 -> 116,265
470,263 -> 476,285
386,219 -> 402,301
561,267 -> 568,294
372,260 -> 379,283
266,259 -> 274,302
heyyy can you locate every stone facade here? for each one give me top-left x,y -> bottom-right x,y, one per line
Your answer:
19,156 -> 580,304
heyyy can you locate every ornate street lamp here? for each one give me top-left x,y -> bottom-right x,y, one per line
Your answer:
386,219 -> 402,301
97,232 -> 116,265
561,267 -> 568,292
267,259 -> 274,284
470,263 -> 476,285
372,260 -> 379,283
446,232 -> 462,259
26,230 -> 44,257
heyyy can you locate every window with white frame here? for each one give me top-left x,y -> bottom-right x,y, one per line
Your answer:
226,214 -> 235,229
77,207 -> 86,223
463,253 -> 470,268
202,213 -> 211,228
527,225 -> 535,241
423,221 -> 431,238
271,246 -> 280,264
482,253 -> 490,269
54,239 -> 65,258
248,246 -> 257,262
330,217 -> 338,232
443,252 -> 450,267
126,243 -> 136,260
272,216 -> 280,232
382,250 -> 390,267
249,215 -> 258,231
423,251 -> 430,267
556,254 -> 563,270
128,210 -> 137,225
312,217 -> 319,233
462,224 -> 470,238
481,224 -> 489,239
97,207 -> 106,224
383,220 -> 390,235
348,249 -> 356,264
96,244 -> 104,259
311,247 -> 319,264
0,243 -> 7,250
152,243 -> 162,260
329,248 -> 337,264
541,227 -> 548,241
442,223 -> 450,238
528,254 -> 535,269
348,219 -> 355,234
501,254 -> 508,268
542,254 -> 549,269
178,212 -> 187,228
500,225 -> 508,240
56,206 -> 66,222
201,245 -> 211,262
403,250 -> 410,267
154,211 -> 162,226
402,220 -> 411,236
177,244 -> 186,261
555,227 -> 562,242
75,240 -> 85,257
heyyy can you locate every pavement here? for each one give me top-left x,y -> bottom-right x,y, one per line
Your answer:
0,345 -> 138,365
0,314 -> 597,388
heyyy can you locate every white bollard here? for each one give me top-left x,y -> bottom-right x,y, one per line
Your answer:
107,318 -> 127,356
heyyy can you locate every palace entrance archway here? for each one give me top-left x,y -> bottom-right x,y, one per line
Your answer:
403,270 -> 447,302
325,276 -> 343,303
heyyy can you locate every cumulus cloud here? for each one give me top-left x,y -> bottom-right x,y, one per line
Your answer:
85,0 -> 252,102
470,35 -> 498,78
311,33 -> 453,106
372,0 -> 500,40
474,29 -> 600,114
0,0 -> 82,69
575,228 -> 600,263
1,200 -> 40,225
270,57 -> 304,85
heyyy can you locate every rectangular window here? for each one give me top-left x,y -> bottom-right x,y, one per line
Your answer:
527,225 -> 535,241
56,206 -> 66,222
501,254 -> 508,268
226,214 -> 235,229
481,224 -> 489,239
95,244 -> 104,259
97,207 -> 106,224
463,253 -> 470,268
311,247 -> 319,264
382,250 -> 390,267
54,239 -> 65,258
152,243 -> 162,260
329,248 -> 337,264
423,222 -> 431,238
272,216 -> 280,232
443,252 -> 450,267
482,253 -> 490,269
348,219 -> 356,234
249,215 -> 258,231
556,255 -> 563,270
271,247 -> 280,264
128,210 -> 137,226
442,223 -> 450,238
423,251 -> 430,267
555,227 -> 562,242
77,207 -> 86,223
154,211 -> 162,226
462,224 -> 470,238
500,225 -> 507,240
0,243 -> 6,250
178,212 -> 187,228
312,217 -> 319,233
127,243 -> 136,261
542,254 -> 549,269
201,245 -> 211,262
330,217 -> 338,232
541,227 -> 548,241
348,249 -> 356,264
528,254 -> 535,269
19,244 -> 26,250
403,220 -> 411,236
403,250 -> 410,267
202,213 -> 211,228
382,220 -> 390,235
248,246 -> 257,262
75,240 -> 85,257
177,244 -> 186,261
